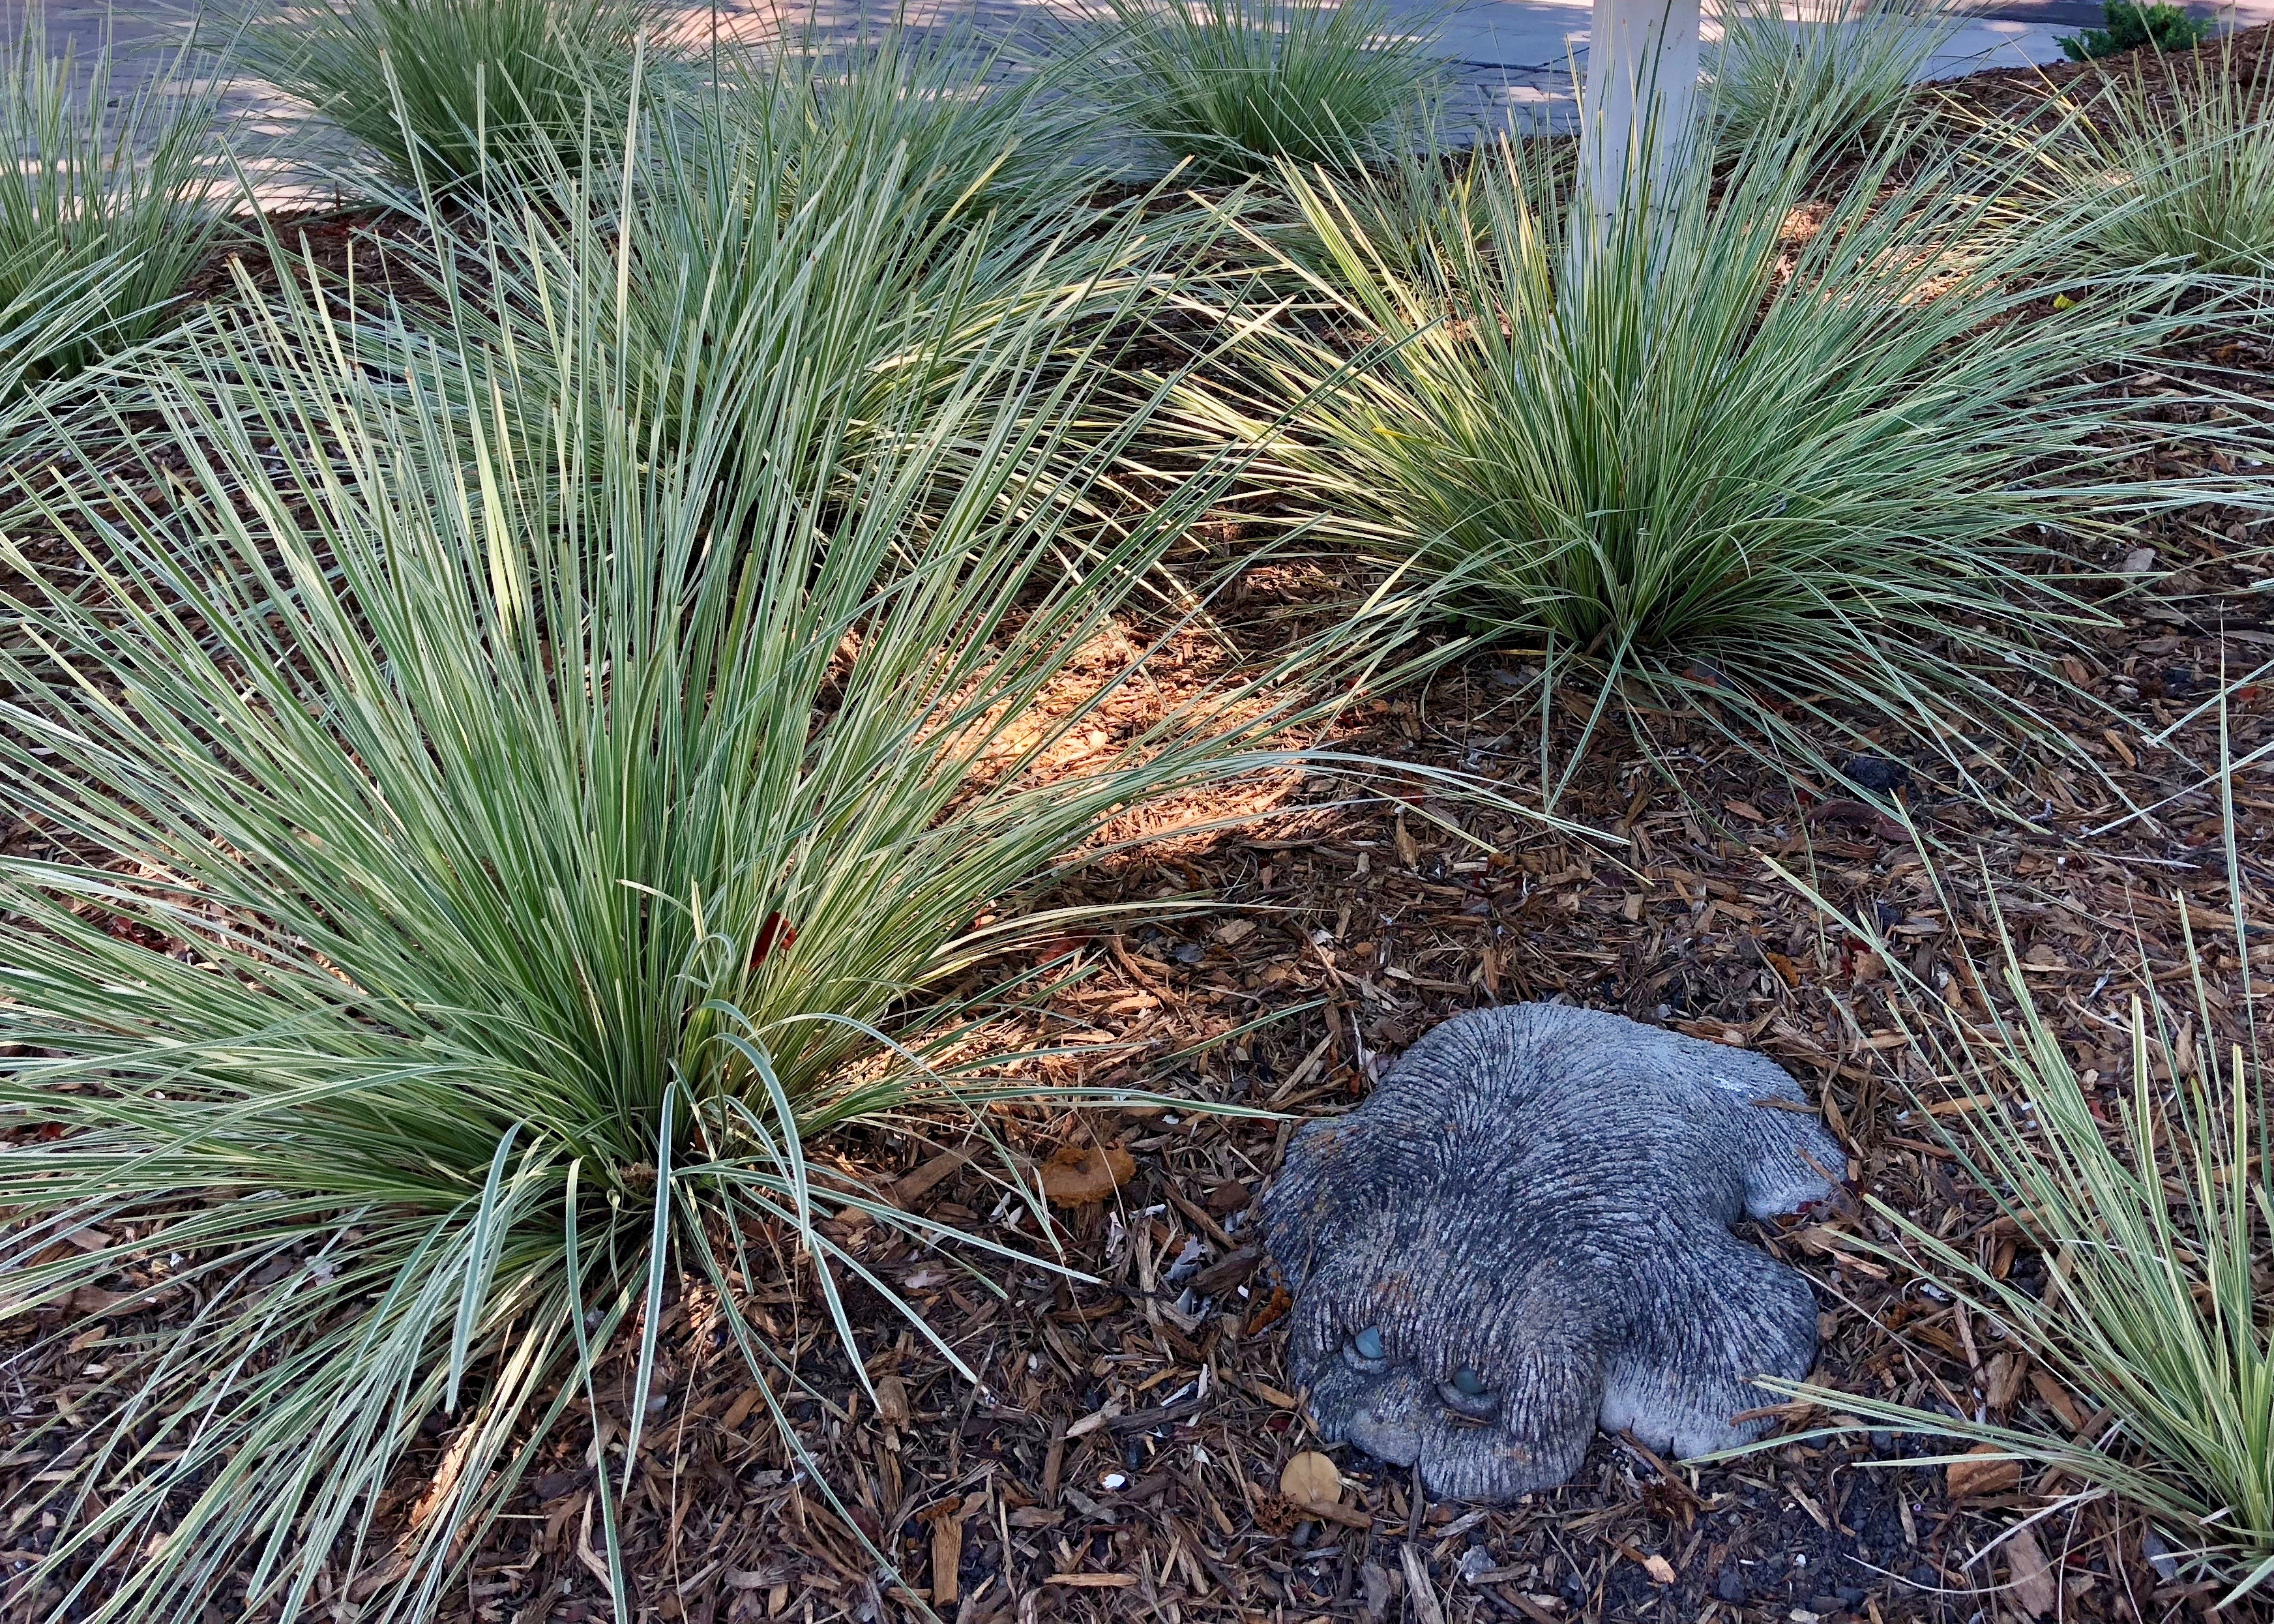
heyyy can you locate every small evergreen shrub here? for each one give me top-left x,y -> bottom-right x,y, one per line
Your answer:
2060,0 -> 2212,61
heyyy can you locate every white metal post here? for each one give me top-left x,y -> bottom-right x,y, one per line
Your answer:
1575,0 -> 1700,256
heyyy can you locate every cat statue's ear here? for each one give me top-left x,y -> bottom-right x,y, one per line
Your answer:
1260,1003 -> 1840,1503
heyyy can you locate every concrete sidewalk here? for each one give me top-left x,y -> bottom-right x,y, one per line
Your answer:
675,0 -> 2274,129
664,0 -> 2274,129
7,0 -> 2270,164
1426,0 -> 2271,130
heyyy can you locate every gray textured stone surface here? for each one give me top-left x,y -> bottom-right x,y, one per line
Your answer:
1261,1003 -> 1843,1503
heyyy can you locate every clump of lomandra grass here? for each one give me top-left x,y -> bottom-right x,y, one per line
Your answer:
0,7 -> 233,400
1762,806 -> 2274,1604
2036,40 -> 2274,280
1080,0 -> 1447,181
238,0 -> 661,186
1173,119 -> 2225,798
1708,0 -> 1958,156
0,122 -> 1361,1623
593,34 -> 1139,500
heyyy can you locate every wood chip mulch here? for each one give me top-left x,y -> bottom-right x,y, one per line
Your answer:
44,494 -> 2245,1624
8,31 -> 2274,1624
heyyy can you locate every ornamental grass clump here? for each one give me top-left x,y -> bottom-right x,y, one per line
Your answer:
1709,0 -> 1960,156
760,23 -> 1090,224
238,0 -> 662,186
1763,816 -> 2274,1602
1082,0 -> 1448,182
1177,124 -> 2211,795
0,130 -> 1354,1621
2033,40 -> 2274,280
407,38 -> 1153,520
0,10 -> 233,399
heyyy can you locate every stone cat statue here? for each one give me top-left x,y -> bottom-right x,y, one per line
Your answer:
1260,1003 -> 1842,1503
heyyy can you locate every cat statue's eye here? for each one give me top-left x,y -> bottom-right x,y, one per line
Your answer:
1353,1325 -> 1385,1360
1439,1365 -> 1497,1419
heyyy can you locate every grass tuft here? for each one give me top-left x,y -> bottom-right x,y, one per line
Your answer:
1173,124 -> 2221,798
237,0 -> 661,186
1760,786 -> 2274,1602
0,125 -> 1366,1621
0,8 -> 233,399
1080,0 -> 1448,181
755,22 -> 1091,217
2030,40 -> 2274,279
1708,0 -> 1959,155
386,34 -> 1175,543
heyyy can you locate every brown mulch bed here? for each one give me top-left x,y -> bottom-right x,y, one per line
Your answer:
1926,18 -> 2274,127
26,540 -> 2249,1624
7,32 -> 2274,1624
398,589 -> 2266,1624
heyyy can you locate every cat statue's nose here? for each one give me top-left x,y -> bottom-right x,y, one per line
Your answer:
1344,1368 -> 1430,1467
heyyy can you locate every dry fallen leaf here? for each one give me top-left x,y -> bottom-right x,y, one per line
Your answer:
2005,1525 -> 2058,1617
874,1373 -> 909,1428
1642,1554 -> 1677,1586
1947,1445 -> 2022,1499
65,1284 -> 138,1317
1037,1144 -> 1135,1205
1213,917 -> 1256,946
893,1145 -> 977,1206
1279,1451 -> 1342,1507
